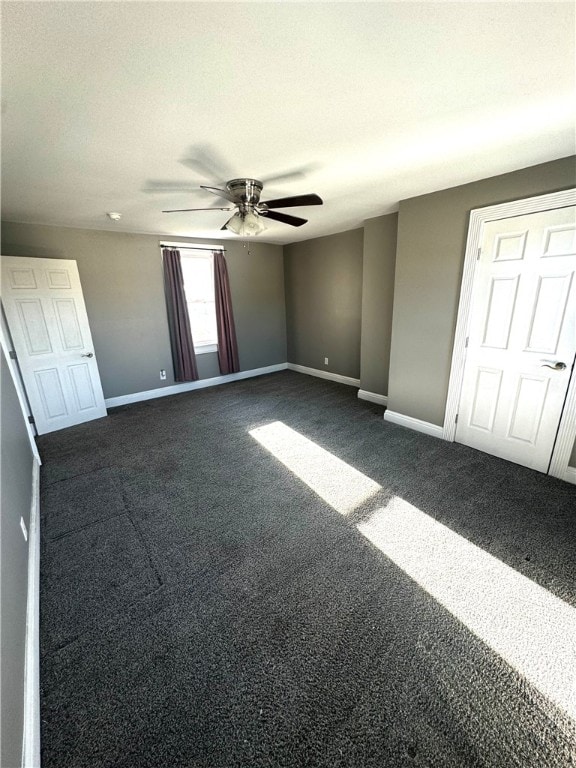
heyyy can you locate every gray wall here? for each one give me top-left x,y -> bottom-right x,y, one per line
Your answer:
359,213 -> 397,396
284,229 -> 363,379
388,156 -> 576,426
1,223 -> 286,399
1,347 -> 35,768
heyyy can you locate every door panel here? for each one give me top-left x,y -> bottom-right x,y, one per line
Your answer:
481,276 -> 518,348
46,268 -> 72,288
35,368 -> 68,418
493,230 -> 527,261
1,256 -> 107,433
543,224 -> 576,257
68,363 -> 97,410
456,206 -> 576,472
525,274 -> 572,353
17,299 -> 53,354
54,299 -> 83,350
8,266 -> 37,289
507,375 -> 548,444
469,368 -> 502,431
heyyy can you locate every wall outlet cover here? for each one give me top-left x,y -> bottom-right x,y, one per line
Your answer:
160,369 -> 167,380
324,358 -> 329,365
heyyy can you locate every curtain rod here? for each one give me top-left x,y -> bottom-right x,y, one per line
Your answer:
160,243 -> 225,252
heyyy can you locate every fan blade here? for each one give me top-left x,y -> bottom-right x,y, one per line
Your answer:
260,162 -> 318,186
142,181 -> 200,194
262,193 -> 323,209
180,144 -> 234,181
221,214 -> 237,231
263,210 -> 307,227
162,207 -> 232,213
200,185 -> 239,204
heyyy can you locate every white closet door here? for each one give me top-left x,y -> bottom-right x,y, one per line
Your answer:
456,206 -> 576,472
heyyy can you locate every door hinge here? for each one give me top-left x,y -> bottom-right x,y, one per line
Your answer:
465,337 -> 469,348
28,415 -> 35,425
477,247 -> 481,260
455,414 -> 459,424
9,349 -> 17,359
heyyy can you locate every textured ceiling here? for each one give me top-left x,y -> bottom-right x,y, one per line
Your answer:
1,2 -> 574,244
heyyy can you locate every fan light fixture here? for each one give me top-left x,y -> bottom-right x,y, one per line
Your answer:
161,176 -> 323,231
225,211 -> 266,237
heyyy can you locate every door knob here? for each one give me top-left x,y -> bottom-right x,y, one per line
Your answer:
540,359 -> 566,370
81,352 -> 94,358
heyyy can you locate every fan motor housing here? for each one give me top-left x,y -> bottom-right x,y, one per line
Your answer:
226,178 -> 263,205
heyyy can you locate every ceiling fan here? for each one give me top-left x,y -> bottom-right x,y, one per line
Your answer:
162,178 -> 323,236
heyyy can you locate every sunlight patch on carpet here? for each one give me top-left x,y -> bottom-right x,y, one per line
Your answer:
249,421 -> 381,515
251,420 -> 576,721
359,498 -> 576,720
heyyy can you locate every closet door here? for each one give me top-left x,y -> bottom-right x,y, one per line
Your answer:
456,206 -> 575,472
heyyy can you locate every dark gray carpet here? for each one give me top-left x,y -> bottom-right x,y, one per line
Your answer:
38,371 -> 576,767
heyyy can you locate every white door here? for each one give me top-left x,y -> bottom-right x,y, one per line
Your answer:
456,206 -> 576,472
1,256 -> 107,434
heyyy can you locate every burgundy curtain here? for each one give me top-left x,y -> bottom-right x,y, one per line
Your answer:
214,251 -> 240,374
162,248 -> 199,382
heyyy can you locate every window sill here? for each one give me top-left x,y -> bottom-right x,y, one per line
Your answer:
195,344 -> 218,355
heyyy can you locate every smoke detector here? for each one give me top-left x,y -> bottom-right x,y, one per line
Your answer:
107,212 -> 122,221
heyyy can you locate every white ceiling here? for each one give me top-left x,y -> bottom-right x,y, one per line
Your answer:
1,2 -> 574,245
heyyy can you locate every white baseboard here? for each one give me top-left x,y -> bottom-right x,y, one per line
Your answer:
564,466 -> 576,485
105,363 -> 288,408
357,389 -> 388,406
22,458 -> 40,768
287,363 -> 360,388
384,409 -> 444,439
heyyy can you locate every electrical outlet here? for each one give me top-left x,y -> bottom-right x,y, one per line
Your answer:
20,517 -> 28,542
160,369 -> 167,380
324,357 -> 329,365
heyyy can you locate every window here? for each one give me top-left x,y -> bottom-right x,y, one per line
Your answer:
180,252 -> 218,354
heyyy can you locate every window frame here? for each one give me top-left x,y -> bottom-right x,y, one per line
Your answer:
162,243 -> 221,355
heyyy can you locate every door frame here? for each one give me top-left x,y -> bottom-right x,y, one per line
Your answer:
0,307 -> 41,463
443,188 -> 576,484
